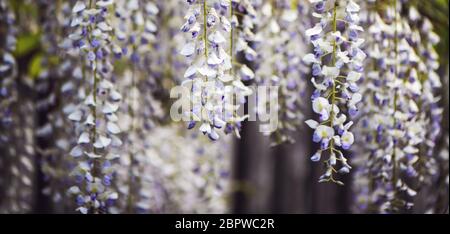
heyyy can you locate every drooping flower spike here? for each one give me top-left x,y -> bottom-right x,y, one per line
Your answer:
33,0 -> 77,208
304,0 -> 366,185
0,0 -> 17,133
0,0 -> 35,213
110,0 -> 164,213
252,0 -> 312,145
67,0 -> 122,214
180,0 -> 254,141
352,0 -> 444,213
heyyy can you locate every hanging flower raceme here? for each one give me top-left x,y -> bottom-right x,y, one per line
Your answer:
180,0 -> 254,141
352,0 -> 444,213
66,0 -> 122,214
32,0 -> 81,211
122,124 -> 232,213
113,0 -> 160,91
223,0 -> 256,137
252,0 -> 311,144
416,19 -> 448,214
151,0 -> 190,90
0,0 -> 17,141
111,0 -> 163,213
384,2 -> 427,212
0,0 -> 35,213
303,0 -> 365,185
351,0 -> 394,213
406,6 -> 443,189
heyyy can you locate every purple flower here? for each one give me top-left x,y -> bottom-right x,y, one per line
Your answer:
87,51 -> 96,61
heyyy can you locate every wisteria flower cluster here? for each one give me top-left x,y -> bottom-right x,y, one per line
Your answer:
110,0 -> 164,213
252,0 -> 312,144
180,0 -> 255,141
352,0 -> 445,213
303,0 -> 366,185
0,0 -> 36,213
0,0 -> 17,133
67,0 -> 123,214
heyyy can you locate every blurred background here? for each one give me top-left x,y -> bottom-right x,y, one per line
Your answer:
0,0 -> 449,214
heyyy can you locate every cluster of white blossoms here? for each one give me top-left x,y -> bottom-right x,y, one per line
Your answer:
34,0 -> 75,208
113,0 -> 158,66
112,125 -> 231,213
351,0 -> 396,213
66,0 -> 123,214
180,0 -> 254,141
352,0 -> 444,213
111,0 -> 163,213
252,0 -> 311,145
303,0 -> 366,185
0,0 -> 32,214
0,0 -> 17,131
408,6 -> 443,181
0,0 -> 35,213
152,0 -> 187,87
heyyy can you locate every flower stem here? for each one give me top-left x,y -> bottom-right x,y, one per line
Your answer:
392,0 -> 399,186
329,1 -> 338,162
229,3 -> 234,74
88,0 -> 100,214
203,0 -> 208,62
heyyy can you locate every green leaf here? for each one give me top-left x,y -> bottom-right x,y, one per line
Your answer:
28,54 -> 43,79
14,33 -> 41,57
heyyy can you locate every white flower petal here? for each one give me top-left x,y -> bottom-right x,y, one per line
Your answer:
107,122 -> 121,134
97,22 -> 112,31
240,65 -> 254,80
72,1 -> 86,13
85,114 -> 95,126
208,31 -> 226,44
312,97 -> 330,114
70,145 -> 83,157
108,192 -> 119,200
68,110 -> 83,122
96,0 -> 113,7
306,24 -> 322,37
303,53 -> 319,64
103,102 -> 119,114
77,207 -> 88,214
305,119 -> 319,129
110,90 -> 122,101
85,151 -> 102,158
180,43 -> 195,56
84,95 -> 96,107
346,0 -> 360,12
77,132 -> 90,144
184,65 -> 198,78
198,65 -> 217,77
321,66 -> 340,78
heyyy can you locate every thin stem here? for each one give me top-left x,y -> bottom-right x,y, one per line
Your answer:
392,0 -> 399,186
87,0 -> 100,214
201,0 -> 209,120
328,1 -> 338,161
229,3 -> 234,74
229,3 -> 238,120
203,0 -> 208,63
